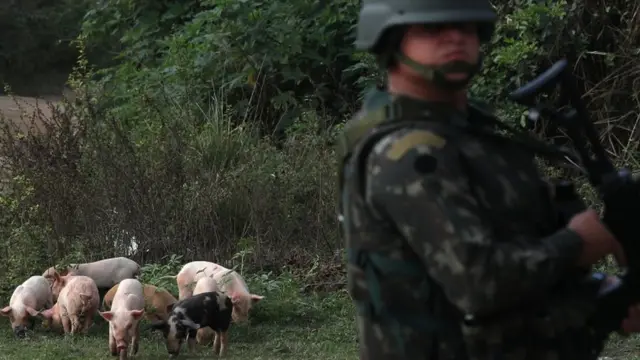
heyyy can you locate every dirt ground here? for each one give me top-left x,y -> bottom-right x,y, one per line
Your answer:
0,94 -> 64,133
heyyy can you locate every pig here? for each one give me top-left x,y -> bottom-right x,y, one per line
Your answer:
98,279 -> 145,360
0,275 -> 53,337
43,257 -> 140,297
166,261 -> 263,323
170,261 -> 226,300
103,283 -> 177,322
38,275 -> 99,334
192,277 -> 220,346
151,291 -> 232,357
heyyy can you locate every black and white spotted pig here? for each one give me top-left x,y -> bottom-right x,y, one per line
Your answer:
150,291 -> 233,357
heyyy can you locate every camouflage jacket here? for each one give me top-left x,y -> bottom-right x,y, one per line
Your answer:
339,93 -> 602,360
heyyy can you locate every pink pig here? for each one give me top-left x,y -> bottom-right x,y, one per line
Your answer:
0,275 -> 53,338
43,257 -> 140,298
38,275 -> 99,334
99,279 -> 145,360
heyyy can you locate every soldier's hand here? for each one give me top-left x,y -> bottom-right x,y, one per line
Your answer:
620,303 -> 640,334
567,209 -> 619,267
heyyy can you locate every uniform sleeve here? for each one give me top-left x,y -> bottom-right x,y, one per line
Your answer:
363,127 -> 584,317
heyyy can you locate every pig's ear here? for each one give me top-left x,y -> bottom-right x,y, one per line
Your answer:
25,306 -> 39,317
250,294 -> 264,304
130,309 -> 145,320
99,311 -> 114,321
0,306 -> 11,316
37,309 -> 52,319
229,292 -> 241,304
53,272 -> 61,283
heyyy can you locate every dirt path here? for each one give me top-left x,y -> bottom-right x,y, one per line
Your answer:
0,94 -> 64,133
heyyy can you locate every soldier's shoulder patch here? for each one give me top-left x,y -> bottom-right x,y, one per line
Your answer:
384,129 -> 447,161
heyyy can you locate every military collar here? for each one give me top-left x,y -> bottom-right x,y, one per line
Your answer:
387,94 -> 471,128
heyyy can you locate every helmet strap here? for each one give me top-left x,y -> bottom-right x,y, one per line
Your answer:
395,52 -> 482,92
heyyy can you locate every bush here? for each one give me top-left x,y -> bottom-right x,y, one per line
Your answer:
0,0 -> 638,303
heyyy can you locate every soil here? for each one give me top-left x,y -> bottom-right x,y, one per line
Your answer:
0,94 -> 64,133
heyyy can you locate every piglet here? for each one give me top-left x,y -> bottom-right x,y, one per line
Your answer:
0,275 -> 53,338
151,291 -> 232,357
192,277 -> 220,346
103,283 -> 177,323
212,267 -> 263,324
169,261 -> 263,323
43,257 -> 140,295
38,275 -> 99,334
99,279 -> 145,360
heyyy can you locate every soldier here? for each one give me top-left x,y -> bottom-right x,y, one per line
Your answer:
337,0 -> 640,359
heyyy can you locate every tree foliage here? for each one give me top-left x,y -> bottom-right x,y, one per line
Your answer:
0,0 -> 639,302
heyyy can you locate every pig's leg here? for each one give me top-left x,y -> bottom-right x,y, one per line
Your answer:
196,328 -> 213,346
213,331 -> 221,354
82,314 -> 93,334
69,315 -> 79,333
187,328 -> 197,352
219,331 -> 228,356
195,328 -> 203,345
130,324 -> 140,356
109,329 -> 118,356
62,315 -> 72,334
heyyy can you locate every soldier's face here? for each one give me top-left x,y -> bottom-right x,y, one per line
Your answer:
400,23 -> 480,81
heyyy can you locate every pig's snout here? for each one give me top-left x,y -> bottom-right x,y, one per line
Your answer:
13,325 -> 27,338
116,340 -> 128,355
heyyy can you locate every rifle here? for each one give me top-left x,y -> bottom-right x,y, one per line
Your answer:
509,59 -> 640,352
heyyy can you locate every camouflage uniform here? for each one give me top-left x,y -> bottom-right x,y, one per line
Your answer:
338,1 -> 605,359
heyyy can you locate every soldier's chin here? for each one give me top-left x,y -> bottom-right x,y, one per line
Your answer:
444,73 -> 468,81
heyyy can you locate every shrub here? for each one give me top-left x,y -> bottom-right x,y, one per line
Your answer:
0,0 -> 638,303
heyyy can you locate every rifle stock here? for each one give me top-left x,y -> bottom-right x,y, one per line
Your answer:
509,59 -> 640,352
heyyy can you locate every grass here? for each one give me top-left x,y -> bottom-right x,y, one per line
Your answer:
0,271 -> 358,359
1,268 -> 639,359
2,312 -> 639,360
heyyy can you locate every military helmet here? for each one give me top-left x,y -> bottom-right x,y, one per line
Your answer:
355,0 -> 497,52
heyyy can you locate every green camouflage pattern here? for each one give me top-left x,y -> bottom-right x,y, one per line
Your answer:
339,93 -> 604,359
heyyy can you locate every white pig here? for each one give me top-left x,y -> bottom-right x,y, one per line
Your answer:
167,261 -> 263,323
43,257 -> 140,291
38,275 -> 99,334
0,275 -> 53,337
193,277 -> 220,346
98,279 -> 145,359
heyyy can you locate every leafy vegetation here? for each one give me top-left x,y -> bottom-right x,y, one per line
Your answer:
0,0 -> 639,358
